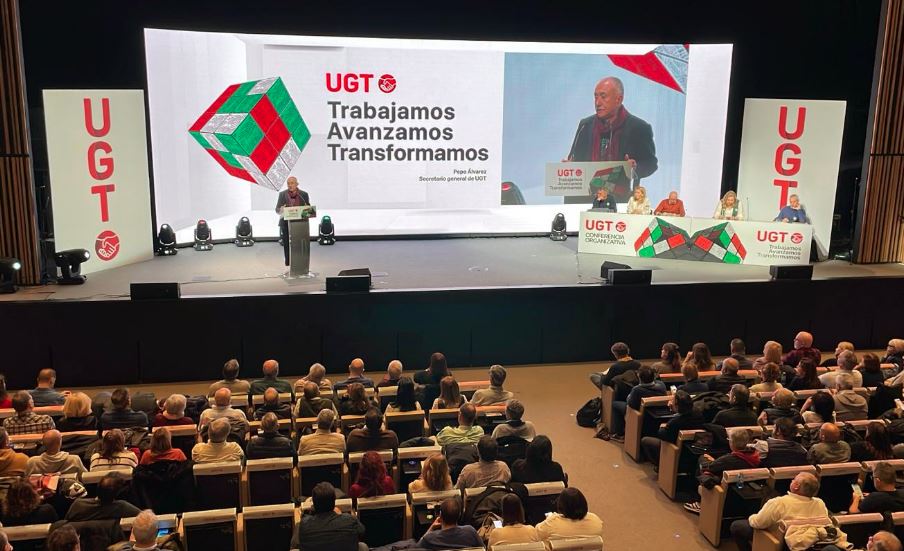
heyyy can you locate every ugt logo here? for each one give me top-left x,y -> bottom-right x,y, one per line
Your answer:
326,73 -> 397,93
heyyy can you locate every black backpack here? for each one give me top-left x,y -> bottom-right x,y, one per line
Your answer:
576,398 -> 601,427
692,391 -> 730,423
184,395 -> 210,424
462,481 -> 528,529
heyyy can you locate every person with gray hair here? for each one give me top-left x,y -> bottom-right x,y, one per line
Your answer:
730,472 -> 827,551
492,399 -> 536,441
153,394 -> 194,427
834,373 -> 868,421
247,413 -> 296,461
685,428 -> 762,514
295,381 -> 337,418
297,408 -> 345,456
208,358 -> 251,397
712,384 -> 758,428
470,365 -> 514,406
191,418 -> 244,463
378,359 -> 404,388
294,362 -> 333,394
757,387 -> 803,426
128,509 -> 161,550
820,349 -> 863,388
0,426 -> 28,476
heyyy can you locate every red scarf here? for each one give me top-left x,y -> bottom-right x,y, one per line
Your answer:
591,107 -> 629,162
286,190 -> 302,207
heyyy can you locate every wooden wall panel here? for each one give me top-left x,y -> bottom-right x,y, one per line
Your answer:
0,0 -> 41,284
857,0 -> 904,263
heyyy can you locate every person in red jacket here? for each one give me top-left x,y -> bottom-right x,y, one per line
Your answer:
654,191 -> 686,217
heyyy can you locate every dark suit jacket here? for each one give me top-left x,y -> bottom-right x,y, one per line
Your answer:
275,189 -> 310,214
568,112 -> 658,178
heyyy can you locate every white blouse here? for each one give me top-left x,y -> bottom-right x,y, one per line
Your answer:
626,197 -> 651,215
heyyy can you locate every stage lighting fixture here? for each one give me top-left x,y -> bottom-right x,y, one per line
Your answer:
54,249 -> 90,285
156,224 -> 178,256
234,217 -> 254,247
193,220 -> 213,251
550,213 -> 567,241
318,215 -> 336,246
0,257 -> 22,294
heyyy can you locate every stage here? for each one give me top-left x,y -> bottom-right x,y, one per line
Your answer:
5,236 -> 904,301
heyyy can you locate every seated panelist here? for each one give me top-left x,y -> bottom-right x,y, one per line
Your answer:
774,194 -> 811,224
653,191 -> 685,217
626,186 -> 652,215
591,188 -> 616,211
713,190 -> 744,220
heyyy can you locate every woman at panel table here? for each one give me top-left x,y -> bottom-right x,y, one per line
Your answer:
625,186 -> 651,215
713,190 -> 744,220
774,194 -> 811,224
653,191 -> 685,217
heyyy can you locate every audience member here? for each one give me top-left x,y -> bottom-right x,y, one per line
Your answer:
652,342 -> 681,374
749,362 -> 784,393
456,435 -> 511,489
730,472 -> 827,551
834,373 -> 868,421
30,368 -> 66,406
821,341 -> 855,368
685,429 -> 761,514
418,497 -> 483,550
46,524 -> 80,551
492,399 -> 537,441
783,331 -> 822,368
470,365 -> 514,406
884,339 -> 904,372
611,365 -> 665,436
246,412 -> 297,460
140,427 -> 187,465
378,360 -> 404,388
758,388 -> 804,425
436,403 -> 484,446
708,357 -> 748,393
3,391 -> 55,435
250,359 -> 294,397
348,450 -> 395,498
0,375 -> 9,409
488,494 -> 540,548
752,340 -> 784,372
801,391 -> 835,424
191,418 -> 244,463
153,394 -> 194,427
590,342 -> 641,390
0,428 -> 27,477
685,342 -> 716,373
408,453 -> 453,493
338,383 -> 377,416
90,428 -> 138,471
253,387 -> 292,420
333,358 -> 374,391
207,358 -> 251,396
860,353 -> 886,388
346,408 -> 399,453
536,487 -> 604,541
713,385 -> 758,427
0,479 -> 58,526
290,482 -> 365,551
432,376 -> 465,410
66,471 -> 141,521
788,358 -> 824,391
640,390 -> 704,466
385,376 -> 421,412
820,350 -> 863,388
295,382 -> 337,418
717,339 -> 753,370
677,364 -> 708,394
198,388 -> 248,427
853,531 -> 903,551
298,409 -> 346,456
57,391 -> 97,432
125,510 -> 162,551
294,362 -> 333,394
851,421 -> 894,462
755,418 -> 809,468
807,423 -> 851,464
25,430 -> 86,475
100,388 -> 149,430
415,352 -> 452,411
511,435 -> 566,484
850,461 -> 904,513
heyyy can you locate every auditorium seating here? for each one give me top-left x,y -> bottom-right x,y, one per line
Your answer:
181,508 -> 238,551
244,457 -> 294,506
194,461 -> 243,509
241,503 -> 295,551
548,536 -> 605,551
355,493 -> 409,547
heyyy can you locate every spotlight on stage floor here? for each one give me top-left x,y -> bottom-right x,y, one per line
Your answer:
234,217 -> 254,247
193,220 -> 213,251
54,249 -> 90,285
550,213 -> 567,241
156,224 -> 178,256
318,216 -> 336,245
0,257 -> 22,294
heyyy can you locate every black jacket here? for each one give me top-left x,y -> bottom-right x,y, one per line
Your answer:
711,405 -> 759,428
707,374 -> 749,394
601,359 -> 642,388
275,189 -> 310,213
253,403 -> 293,421
761,438 -> 809,468
246,432 -> 297,461
658,412 -> 705,444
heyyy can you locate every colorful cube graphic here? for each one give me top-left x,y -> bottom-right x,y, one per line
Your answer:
632,218 -> 747,264
633,218 -> 691,260
188,77 -> 310,191
689,222 -> 747,264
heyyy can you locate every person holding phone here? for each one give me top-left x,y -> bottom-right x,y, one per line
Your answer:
488,494 -> 540,549
417,497 -> 483,550
850,461 -> 904,514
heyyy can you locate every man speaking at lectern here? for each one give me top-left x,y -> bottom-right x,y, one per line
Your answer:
275,176 -> 310,266
566,77 -> 658,203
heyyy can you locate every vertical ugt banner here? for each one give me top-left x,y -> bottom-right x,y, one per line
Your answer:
736,98 -> 846,260
44,90 -> 153,274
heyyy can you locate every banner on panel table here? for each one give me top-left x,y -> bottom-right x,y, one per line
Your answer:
736,98 -> 846,260
44,90 -> 153,274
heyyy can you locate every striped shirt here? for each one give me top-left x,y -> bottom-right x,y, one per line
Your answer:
3,412 -> 55,435
89,451 -> 138,471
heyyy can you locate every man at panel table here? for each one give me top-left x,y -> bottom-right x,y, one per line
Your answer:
775,194 -> 811,224
653,191 -> 685,217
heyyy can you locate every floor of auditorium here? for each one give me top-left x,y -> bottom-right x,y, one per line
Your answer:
78,361 -> 724,550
